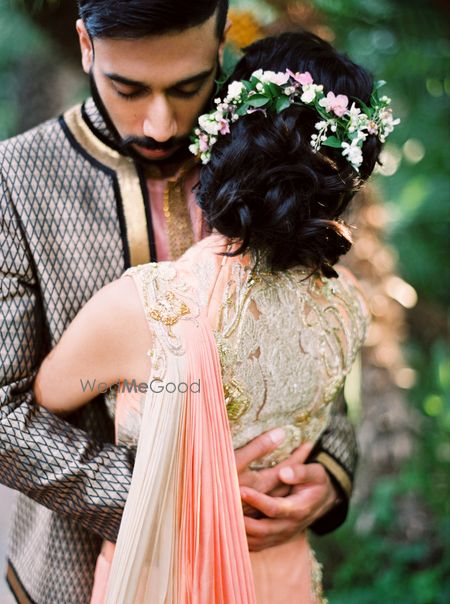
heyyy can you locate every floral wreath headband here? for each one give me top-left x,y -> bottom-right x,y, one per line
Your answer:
189,69 -> 400,171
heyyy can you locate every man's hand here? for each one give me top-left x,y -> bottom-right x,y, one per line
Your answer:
234,430 -> 340,551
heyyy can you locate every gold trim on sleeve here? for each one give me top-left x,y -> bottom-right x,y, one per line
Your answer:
314,451 -> 352,499
63,105 -> 151,266
6,563 -> 34,604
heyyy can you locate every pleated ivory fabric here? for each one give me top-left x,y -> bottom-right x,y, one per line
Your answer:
106,349 -> 185,603
106,314 -> 256,603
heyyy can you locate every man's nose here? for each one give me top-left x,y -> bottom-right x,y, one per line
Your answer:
142,95 -> 177,142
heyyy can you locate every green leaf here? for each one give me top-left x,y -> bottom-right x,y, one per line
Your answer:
322,136 -> 342,148
235,103 -> 250,116
247,95 -> 270,108
275,96 -> 291,113
266,82 -> 281,97
353,96 -> 372,117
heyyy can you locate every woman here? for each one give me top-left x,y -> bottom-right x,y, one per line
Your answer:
34,32 -> 398,603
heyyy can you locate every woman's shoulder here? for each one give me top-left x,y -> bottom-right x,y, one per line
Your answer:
87,276 -> 148,336
331,265 -> 369,314
315,265 -> 370,348
281,264 -> 370,354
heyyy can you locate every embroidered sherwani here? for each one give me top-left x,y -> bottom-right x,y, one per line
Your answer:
0,98 -> 358,604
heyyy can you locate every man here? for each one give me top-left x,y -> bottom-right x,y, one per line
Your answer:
0,1 -> 357,602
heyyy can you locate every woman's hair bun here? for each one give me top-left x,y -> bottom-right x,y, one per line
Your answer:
196,32 -> 383,275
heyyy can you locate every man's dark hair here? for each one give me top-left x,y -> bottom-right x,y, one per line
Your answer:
78,0 -> 229,39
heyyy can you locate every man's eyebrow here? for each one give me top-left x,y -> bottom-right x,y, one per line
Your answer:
104,68 -> 214,89
104,73 -> 148,88
171,68 -> 215,87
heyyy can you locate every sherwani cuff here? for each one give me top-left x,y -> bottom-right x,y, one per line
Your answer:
307,451 -> 352,535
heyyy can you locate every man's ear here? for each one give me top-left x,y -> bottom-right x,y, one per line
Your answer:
76,19 -> 94,74
218,19 -> 232,66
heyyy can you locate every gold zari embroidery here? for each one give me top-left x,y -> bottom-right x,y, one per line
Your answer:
148,291 -> 190,327
163,182 -> 195,261
310,550 -> 328,604
211,259 -> 369,469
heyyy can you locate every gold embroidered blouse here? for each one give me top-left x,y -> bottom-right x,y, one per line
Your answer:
111,234 -> 369,471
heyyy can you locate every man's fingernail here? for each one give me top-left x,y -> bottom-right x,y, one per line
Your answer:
279,467 -> 294,481
269,428 -> 285,445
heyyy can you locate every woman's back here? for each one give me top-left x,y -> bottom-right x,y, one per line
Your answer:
118,233 -> 369,465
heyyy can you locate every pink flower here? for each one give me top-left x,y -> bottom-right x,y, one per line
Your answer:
367,120 -> 378,135
219,119 -> 230,135
287,69 -> 314,86
199,134 -> 209,152
319,92 -> 349,117
268,72 -> 290,86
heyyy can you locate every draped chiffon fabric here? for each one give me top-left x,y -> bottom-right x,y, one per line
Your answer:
99,304 -> 257,602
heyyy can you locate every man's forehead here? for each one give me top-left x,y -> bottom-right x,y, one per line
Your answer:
94,37 -> 219,88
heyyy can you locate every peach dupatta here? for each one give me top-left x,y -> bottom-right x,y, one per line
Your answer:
105,305 -> 256,603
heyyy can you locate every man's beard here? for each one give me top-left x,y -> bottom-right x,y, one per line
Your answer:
89,72 -> 215,166
119,133 -> 191,165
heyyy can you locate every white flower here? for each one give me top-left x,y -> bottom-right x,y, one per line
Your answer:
256,83 -> 264,92
355,130 -> 368,143
188,142 -> 199,156
301,86 -> 317,103
348,103 -> 361,119
377,107 -> 400,142
252,70 -> 290,86
200,151 -> 211,164
284,86 -> 296,95
349,103 -> 370,132
341,142 -> 363,169
300,84 -> 323,103
315,120 -> 329,130
198,114 -> 220,136
251,69 -> 263,80
226,80 -> 245,101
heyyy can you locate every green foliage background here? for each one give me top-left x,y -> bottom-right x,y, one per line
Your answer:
302,2 -> 449,602
1,0 -> 449,601
301,2 -> 449,602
